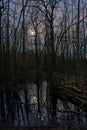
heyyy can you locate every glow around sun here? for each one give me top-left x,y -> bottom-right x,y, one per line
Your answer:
28,28 -> 35,36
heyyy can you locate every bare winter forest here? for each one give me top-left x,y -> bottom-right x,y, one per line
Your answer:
0,0 -> 87,129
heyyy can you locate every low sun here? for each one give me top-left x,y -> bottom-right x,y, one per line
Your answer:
28,28 -> 35,36
30,30 -> 35,36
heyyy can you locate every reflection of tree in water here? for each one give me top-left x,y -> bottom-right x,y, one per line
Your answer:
13,80 -> 87,125
0,79 -> 87,125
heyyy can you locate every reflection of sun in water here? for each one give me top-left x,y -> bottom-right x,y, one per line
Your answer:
27,29 -> 35,36
30,96 -> 37,104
